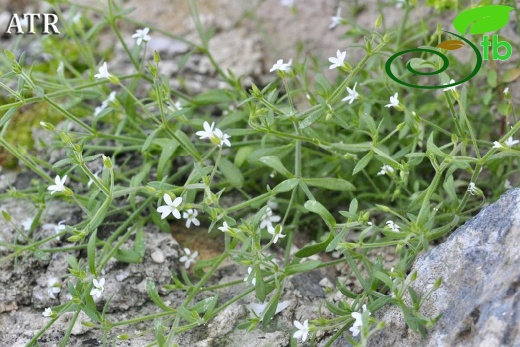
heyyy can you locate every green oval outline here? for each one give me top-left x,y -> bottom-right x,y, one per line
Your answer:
385,30 -> 482,89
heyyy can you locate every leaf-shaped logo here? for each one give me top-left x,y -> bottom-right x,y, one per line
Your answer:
437,40 -> 465,50
453,5 -> 513,35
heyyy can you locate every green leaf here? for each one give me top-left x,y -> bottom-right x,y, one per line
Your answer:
502,68 -> 520,83
272,178 -> 299,193
134,227 -> 146,257
304,200 -> 336,228
259,156 -> 293,178
353,151 -> 373,175
0,106 -> 19,127
192,89 -> 231,105
87,229 -> 97,274
295,232 -> 334,258
146,280 -> 174,312
113,249 -> 143,263
234,146 -> 254,168
254,264 -> 266,302
303,177 -> 355,191
177,306 -> 200,324
453,5 -> 513,35
154,319 -> 165,347
285,260 -> 322,275
262,291 -> 280,326
156,139 -> 178,179
219,157 -> 244,188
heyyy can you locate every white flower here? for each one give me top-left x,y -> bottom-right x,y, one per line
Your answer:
246,300 -> 291,317
47,277 -> 61,299
270,58 -> 292,72
384,92 -> 400,108
94,62 -> 111,79
505,180 -> 513,189
293,320 -> 310,342
281,0 -> 294,7
87,170 -> 102,188
377,164 -> 394,176
329,7 -> 342,29
168,100 -> 182,111
505,137 -> 519,148
328,50 -> 347,70
214,128 -> 232,147
42,307 -> 53,317
493,141 -> 503,149
21,217 -> 33,231
342,82 -> 359,104
218,221 -> 230,232
386,220 -> 401,232
47,175 -> 67,194
467,182 -> 477,195
267,225 -> 286,244
260,207 -> 281,229
196,121 -> 215,140
90,278 -> 105,298
157,193 -> 183,219
443,79 -> 457,92
72,13 -> 81,23
243,267 -> 256,286
350,304 -> 371,336
179,247 -> 198,269
132,27 -> 151,46
504,87 -> 510,96
195,121 -> 231,147
183,209 -> 200,228
396,0 -> 406,9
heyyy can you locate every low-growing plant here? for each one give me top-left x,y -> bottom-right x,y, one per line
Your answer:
0,0 -> 519,346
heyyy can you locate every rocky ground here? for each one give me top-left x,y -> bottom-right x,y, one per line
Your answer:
1,0 -> 520,346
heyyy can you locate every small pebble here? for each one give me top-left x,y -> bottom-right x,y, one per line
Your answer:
151,249 -> 165,263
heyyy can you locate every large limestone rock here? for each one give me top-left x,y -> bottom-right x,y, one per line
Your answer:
370,188 -> 520,346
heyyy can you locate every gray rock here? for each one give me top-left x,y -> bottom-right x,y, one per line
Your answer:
369,188 -> 520,347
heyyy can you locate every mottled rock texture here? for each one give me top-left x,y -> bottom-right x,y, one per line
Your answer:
370,188 -> 520,347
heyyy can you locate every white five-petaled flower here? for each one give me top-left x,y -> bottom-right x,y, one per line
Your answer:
94,62 -> 111,80
505,137 -> 519,148
47,175 -> 67,194
342,82 -> 359,104
132,27 -> 151,46
384,92 -> 400,108
195,121 -> 231,148
267,225 -> 286,244
90,278 -> 105,299
42,220 -> 66,240
179,247 -> 198,269
377,164 -> 394,176
218,221 -> 230,232
94,91 -> 117,117
293,320 -> 310,342
504,87 -> 510,96
349,304 -> 371,337
47,277 -> 61,299
42,307 -> 53,317
270,58 -> 292,72
443,79 -> 457,92
183,209 -> 200,228
328,7 -> 342,29
468,182 -> 477,195
386,220 -> 401,232
260,207 -> 281,229
281,0 -> 295,7
243,267 -> 256,286
157,193 -> 183,219
329,50 -> 347,70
